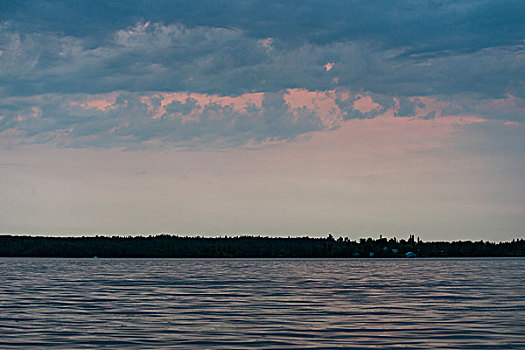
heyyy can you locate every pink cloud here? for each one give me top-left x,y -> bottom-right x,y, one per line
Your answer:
31,106 -> 42,118
353,94 -> 380,114
141,91 -> 265,120
306,109 -> 488,157
13,106 -> 43,122
324,62 -> 334,71
284,89 -> 342,128
46,89 -> 519,151
70,94 -> 117,111
489,94 -> 519,108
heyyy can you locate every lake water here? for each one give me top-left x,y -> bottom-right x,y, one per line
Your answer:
0,258 -> 523,349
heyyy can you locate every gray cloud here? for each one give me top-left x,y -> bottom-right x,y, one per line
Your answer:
0,91 -> 329,149
0,1 -> 523,149
3,89 -> 523,149
1,14 -> 523,98
3,1 -> 523,53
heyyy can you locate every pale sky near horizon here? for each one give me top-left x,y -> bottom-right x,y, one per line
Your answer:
0,1 -> 524,240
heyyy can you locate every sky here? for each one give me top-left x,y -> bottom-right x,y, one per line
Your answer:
0,0 -> 524,240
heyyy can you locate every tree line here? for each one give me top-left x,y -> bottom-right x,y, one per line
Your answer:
0,234 -> 523,258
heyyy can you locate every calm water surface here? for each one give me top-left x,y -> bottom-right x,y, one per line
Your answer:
0,258 -> 523,349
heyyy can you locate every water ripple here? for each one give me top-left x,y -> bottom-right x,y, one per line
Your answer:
0,258 -> 523,349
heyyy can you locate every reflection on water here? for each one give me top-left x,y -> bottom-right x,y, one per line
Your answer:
0,258 -> 523,349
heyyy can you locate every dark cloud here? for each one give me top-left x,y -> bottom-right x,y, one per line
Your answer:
0,1 -> 523,98
2,22 -> 522,99
0,0 -> 523,148
3,1 -> 524,52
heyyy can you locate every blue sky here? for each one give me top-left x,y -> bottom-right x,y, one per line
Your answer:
0,0 -> 523,239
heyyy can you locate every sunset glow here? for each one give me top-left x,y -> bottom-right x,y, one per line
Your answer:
0,1 -> 523,240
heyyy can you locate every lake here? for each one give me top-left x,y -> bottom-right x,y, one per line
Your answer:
0,258 -> 523,349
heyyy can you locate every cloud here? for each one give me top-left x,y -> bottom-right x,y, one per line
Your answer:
3,1 -> 524,52
1,11 -> 523,98
2,88 -> 522,150
0,1 -> 523,149
1,90 -> 333,149
324,62 -> 334,71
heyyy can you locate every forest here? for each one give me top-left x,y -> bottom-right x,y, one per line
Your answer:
0,234 -> 523,258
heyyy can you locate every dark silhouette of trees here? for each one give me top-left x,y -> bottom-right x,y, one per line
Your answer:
0,235 -> 523,258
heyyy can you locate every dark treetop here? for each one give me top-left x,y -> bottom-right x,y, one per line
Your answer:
0,235 -> 523,258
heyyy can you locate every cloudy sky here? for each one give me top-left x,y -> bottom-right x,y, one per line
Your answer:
0,0 -> 523,240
